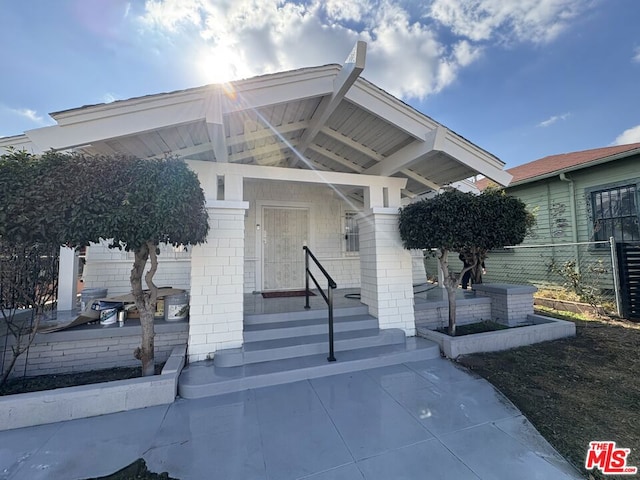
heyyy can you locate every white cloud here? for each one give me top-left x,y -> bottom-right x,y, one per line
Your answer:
429,0 -> 585,44
137,0 -> 586,100
537,112 -> 571,127
633,46 -> 640,63
613,125 -> 640,145
7,107 -> 45,125
102,93 -> 118,103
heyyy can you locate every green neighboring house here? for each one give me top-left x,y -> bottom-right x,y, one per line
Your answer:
474,142 -> 640,316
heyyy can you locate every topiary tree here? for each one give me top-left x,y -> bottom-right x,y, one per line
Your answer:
103,156 -> 209,376
0,151 -> 209,376
399,188 -> 534,335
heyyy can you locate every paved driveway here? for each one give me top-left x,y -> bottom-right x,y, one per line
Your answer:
0,358 -> 583,479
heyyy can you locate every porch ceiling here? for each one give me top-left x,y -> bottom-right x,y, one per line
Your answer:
1,42 -> 511,198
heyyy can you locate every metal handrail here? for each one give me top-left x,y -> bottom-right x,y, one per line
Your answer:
303,246 -> 337,362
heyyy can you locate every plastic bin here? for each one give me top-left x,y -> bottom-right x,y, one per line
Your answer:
80,288 -> 108,311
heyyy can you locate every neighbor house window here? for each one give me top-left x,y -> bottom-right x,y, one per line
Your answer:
591,184 -> 640,242
345,212 -> 359,253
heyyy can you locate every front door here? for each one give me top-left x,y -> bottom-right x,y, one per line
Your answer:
262,206 -> 309,290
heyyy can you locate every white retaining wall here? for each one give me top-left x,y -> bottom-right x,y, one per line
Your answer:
414,296 -> 492,331
0,346 -> 186,431
3,322 -> 188,378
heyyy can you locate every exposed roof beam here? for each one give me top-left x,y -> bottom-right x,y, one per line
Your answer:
205,90 -> 228,162
149,142 -> 213,160
319,126 -> 383,161
399,168 -> 441,191
227,121 -> 307,147
291,41 -> 366,166
364,127 -> 445,177
194,160 -> 408,190
228,140 -> 297,163
307,144 -> 364,172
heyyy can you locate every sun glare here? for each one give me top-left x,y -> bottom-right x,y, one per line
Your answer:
196,46 -> 241,85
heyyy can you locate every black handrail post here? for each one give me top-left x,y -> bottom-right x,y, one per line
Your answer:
303,247 -> 310,310
302,245 -> 337,362
327,284 -> 336,362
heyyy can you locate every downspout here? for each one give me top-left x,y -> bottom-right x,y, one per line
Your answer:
559,173 -> 580,271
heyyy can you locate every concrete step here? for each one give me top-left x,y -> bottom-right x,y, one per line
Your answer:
178,337 -> 441,399
244,305 -> 369,325
214,327 -> 406,367
243,314 -> 378,342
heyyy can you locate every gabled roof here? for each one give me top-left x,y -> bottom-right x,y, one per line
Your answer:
1,42 -> 512,198
477,142 -> 640,190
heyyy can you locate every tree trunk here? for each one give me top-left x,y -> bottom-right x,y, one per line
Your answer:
130,242 -> 158,377
438,249 -> 461,336
472,264 -> 483,285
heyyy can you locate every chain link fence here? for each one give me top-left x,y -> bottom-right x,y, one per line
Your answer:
424,239 -> 622,317
483,240 -> 620,316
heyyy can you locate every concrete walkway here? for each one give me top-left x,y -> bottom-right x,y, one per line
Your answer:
0,358 -> 583,480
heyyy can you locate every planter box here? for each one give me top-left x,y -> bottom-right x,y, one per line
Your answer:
2,319 -> 188,379
0,346 -> 186,431
418,314 -> 575,359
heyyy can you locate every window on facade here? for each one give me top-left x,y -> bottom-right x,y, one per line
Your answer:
591,184 -> 640,242
345,212 -> 359,253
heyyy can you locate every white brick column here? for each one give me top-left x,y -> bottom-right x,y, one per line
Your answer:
188,200 -> 249,362
57,246 -> 78,311
474,284 -> 537,326
358,208 -> 415,336
411,250 -> 427,285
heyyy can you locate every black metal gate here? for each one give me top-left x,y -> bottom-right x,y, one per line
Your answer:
617,241 -> 640,320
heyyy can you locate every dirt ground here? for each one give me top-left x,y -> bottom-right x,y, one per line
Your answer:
458,315 -> 640,479
0,363 -> 164,396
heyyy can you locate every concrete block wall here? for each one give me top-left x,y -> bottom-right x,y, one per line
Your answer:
83,239 -> 191,296
474,284 -> 537,326
359,209 -> 415,335
3,323 -> 188,378
188,204 -> 247,362
414,297 -> 492,331
411,250 -> 427,285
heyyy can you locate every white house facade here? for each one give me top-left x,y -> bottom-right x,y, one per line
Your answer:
1,42 -> 511,363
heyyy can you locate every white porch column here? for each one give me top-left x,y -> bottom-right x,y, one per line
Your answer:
57,246 -> 78,311
188,200 -> 249,362
358,207 -> 416,336
411,250 -> 427,285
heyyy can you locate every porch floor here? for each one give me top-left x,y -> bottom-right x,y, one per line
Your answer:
244,285 -> 478,315
244,288 -> 363,315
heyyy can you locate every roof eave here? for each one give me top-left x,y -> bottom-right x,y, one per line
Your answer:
508,147 -> 640,188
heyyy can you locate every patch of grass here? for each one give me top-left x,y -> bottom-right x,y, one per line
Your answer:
534,305 -> 595,322
436,320 -> 510,336
1,363 -> 165,396
535,287 -> 582,302
458,315 -> 640,479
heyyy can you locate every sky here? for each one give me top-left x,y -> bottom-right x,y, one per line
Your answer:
0,0 -> 639,169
